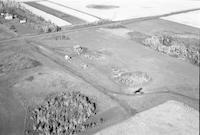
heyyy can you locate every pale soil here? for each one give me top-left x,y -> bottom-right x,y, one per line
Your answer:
21,3 -> 71,26
41,0 -> 200,21
125,19 -> 200,35
25,2 -> 86,25
162,10 -> 200,28
37,1 -> 99,22
95,100 -> 199,135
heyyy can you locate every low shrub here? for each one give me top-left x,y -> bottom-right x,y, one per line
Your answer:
143,34 -> 200,66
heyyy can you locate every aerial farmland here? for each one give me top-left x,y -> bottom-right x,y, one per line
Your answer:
0,0 -> 199,135
16,0 -> 200,27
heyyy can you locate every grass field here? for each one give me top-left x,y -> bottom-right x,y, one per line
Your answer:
0,0 -> 199,135
0,16 -> 199,135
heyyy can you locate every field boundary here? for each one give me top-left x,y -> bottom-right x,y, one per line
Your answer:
47,0 -> 102,20
0,8 -> 200,44
25,2 -> 86,25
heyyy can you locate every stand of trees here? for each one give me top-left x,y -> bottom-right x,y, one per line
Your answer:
0,0 -> 61,33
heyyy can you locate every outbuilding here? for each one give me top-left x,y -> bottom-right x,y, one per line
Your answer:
4,13 -> 13,20
19,18 -> 27,24
65,55 -> 71,61
0,12 -> 5,16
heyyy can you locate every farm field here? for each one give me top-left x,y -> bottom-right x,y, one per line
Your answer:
95,100 -> 199,135
161,10 -> 200,28
0,0 -> 199,135
15,0 -> 200,28
0,17 -> 199,135
24,2 -> 86,25
44,0 -> 200,21
20,3 -> 71,26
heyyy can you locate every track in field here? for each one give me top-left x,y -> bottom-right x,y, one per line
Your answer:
25,2 -> 87,25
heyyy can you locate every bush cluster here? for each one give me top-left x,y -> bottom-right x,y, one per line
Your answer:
30,91 -> 97,135
143,34 -> 200,66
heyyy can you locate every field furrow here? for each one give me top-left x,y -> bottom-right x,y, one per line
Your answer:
37,1 -> 100,22
25,2 -> 87,25
161,10 -> 200,28
21,3 -> 71,26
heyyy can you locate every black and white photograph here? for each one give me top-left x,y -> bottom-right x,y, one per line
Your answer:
0,0 -> 199,134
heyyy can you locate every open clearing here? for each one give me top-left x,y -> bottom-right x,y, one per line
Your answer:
0,17 -> 199,135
